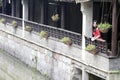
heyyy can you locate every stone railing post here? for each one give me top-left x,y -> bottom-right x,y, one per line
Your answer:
81,1 -> 93,60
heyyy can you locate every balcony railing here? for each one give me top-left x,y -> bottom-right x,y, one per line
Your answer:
85,37 -> 109,55
0,14 -> 82,47
24,20 -> 82,46
0,14 -> 22,27
0,14 -> 115,56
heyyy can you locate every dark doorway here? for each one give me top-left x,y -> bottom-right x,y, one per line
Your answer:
29,0 -> 43,23
93,2 -> 112,50
47,2 -> 82,34
3,0 -> 12,15
47,1 -> 61,28
64,3 -> 82,34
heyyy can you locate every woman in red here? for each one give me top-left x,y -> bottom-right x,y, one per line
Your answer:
91,27 -> 105,42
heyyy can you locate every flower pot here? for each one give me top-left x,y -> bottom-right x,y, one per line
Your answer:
88,49 -> 98,55
11,21 -> 17,28
40,31 -> 49,39
51,14 -> 59,22
25,28 -> 32,32
97,23 -> 111,33
0,18 -> 6,24
61,37 -> 72,46
25,26 -> 32,32
42,34 -> 49,39
64,40 -> 72,46
99,29 -> 109,33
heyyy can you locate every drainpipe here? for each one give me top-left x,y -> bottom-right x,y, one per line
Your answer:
22,0 -> 28,37
111,0 -> 118,57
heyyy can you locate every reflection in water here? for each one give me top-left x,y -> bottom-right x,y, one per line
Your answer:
0,49 -> 49,80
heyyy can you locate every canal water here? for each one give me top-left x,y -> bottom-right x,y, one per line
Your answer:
0,49 -> 50,80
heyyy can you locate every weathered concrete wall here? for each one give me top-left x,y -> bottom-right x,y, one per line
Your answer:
0,31 -> 72,80
0,23 -> 76,80
0,23 -> 118,80
0,49 -> 49,80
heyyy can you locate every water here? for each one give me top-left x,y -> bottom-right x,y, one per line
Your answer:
0,49 -> 49,80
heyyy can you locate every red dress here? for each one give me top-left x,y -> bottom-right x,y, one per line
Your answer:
93,28 -> 101,38
92,28 -> 105,42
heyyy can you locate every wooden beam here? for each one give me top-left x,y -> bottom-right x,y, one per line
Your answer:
111,0 -> 118,56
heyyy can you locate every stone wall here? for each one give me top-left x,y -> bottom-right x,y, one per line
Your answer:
0,23 -> 80,80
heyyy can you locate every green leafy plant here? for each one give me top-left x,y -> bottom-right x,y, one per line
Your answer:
40,31 -> 48,38
85,44 -> 96,51
61,37 -> 72,45
51,14 -> 60,22
85,44 -> 97,54
0,18 -> 6,24
97,23 -> 111,33
25,26 -> 32,32
11,20 -> 17,28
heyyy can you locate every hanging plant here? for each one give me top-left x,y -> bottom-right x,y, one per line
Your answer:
0,18 -> 6,24
25,26 -> 32,32
51,14 -> 60,22
11,20 -> 17,28
60,37 -> 72,46
40,31 -> 49,38
97,23 -> 111,33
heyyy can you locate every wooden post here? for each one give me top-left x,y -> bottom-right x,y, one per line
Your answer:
111,0 -> 118,56
11,0 -> 16,16
61,5 -> 65,29
16,0 -> 21,17
2,0 -> 7,14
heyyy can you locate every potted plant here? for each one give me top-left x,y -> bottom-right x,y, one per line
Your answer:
0,18 -> 6,24
85,44 -> 97,54
25,26 -> 32,32
11,20 -> 17,28
40,31 -> 49,38
61,37 -> 72,46
97,22 -> 111,33
51,14 -> 60,22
